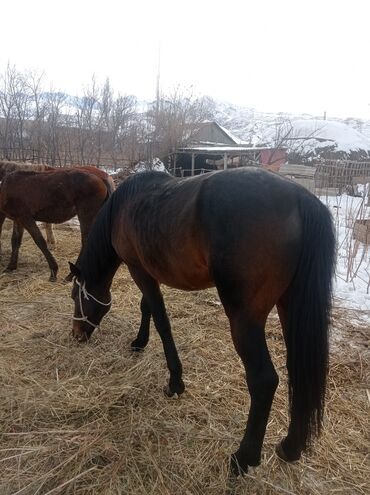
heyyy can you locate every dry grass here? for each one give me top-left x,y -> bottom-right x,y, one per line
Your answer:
0,220 -> 369,495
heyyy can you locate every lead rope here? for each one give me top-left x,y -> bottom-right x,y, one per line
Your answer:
72,279 -> 112,328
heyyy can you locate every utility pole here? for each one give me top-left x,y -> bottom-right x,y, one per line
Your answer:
153,43 -> 161,161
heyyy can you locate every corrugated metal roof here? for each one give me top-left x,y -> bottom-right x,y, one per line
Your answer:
177,146 -> 271,153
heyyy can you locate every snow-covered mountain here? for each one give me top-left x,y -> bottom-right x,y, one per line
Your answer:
213,100 -> 370,156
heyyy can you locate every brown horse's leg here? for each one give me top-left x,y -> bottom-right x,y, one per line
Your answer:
128,264 -> 184,396
18,217 -> 58,281
0,211 -> 6,256
217,284 -> 278,475
5,222 -> 24,272
230,313 -> 278,475
131,296 -> 151,351
44,223 -> 56,250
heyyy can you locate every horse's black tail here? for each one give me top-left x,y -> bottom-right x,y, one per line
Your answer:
283,192 -> 336,454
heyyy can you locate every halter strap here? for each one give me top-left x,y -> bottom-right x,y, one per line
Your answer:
76,279 -> 112,306
73,279 -> 112,328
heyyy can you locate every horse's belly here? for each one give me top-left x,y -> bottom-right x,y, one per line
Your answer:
35,206 -> 76,224
150,262 -> 214,291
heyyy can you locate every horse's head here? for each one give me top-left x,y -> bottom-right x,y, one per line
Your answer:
69,262 -> 112,342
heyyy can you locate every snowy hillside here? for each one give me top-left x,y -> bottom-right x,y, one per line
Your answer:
213,101 -> 370,155
261,119 -> 370,154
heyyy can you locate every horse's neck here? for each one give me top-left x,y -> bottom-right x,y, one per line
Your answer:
85,256 -> 121,295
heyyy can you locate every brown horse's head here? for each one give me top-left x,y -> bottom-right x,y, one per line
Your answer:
69,262 -> 111,342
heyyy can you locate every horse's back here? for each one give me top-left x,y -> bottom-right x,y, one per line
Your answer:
112,169 -> 330,296
0,168 -> 110,222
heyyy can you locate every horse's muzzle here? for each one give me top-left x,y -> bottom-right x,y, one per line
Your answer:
72,323 -> 90,343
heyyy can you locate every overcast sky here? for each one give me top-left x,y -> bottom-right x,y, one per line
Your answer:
2,0 -> 369,119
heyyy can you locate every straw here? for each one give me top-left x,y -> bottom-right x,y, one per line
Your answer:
0,220 -> 369,494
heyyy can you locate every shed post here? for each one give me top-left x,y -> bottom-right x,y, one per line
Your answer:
223,152 -> 228,170
173,153 -> 177,176
191,153 -> 195,176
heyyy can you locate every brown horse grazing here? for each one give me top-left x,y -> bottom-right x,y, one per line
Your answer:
0,167 -> 115,281
0,162 -> 113,252
69,168 -> 336,475
0,161 -> 56,252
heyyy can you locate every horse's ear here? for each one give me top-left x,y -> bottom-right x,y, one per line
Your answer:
68,262 -> 81,278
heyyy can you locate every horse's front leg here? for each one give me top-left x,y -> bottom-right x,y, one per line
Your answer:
127,264 -> 185,397
43,223 -> 56,250
131,296 -> 151,351
5,221 -> 24,272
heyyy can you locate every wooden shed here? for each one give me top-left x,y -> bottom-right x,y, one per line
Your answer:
169,122 -> 286,176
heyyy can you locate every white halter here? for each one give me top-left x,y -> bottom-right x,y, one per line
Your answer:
73,279 -> 111,328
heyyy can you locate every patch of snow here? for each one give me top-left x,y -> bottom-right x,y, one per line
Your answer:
286,119 -> 370,153
320,193 -> 370,323
134,158 -> 167,173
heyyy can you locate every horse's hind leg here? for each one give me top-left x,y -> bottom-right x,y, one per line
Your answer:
19,217 -> 58,281
43,223 -> 56,250
127,264 -> 184,396
131,296 -> 151,351
217,286 -> 278,475
5,222 -> 24,272
0,211 -> 6,256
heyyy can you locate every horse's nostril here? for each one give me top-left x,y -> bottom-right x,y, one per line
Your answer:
72,326 -> 88,342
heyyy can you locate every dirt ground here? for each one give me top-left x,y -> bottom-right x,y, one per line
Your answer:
0,220 -> 369,495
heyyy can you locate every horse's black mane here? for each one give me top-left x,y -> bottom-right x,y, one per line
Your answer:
79,171 -> 175,283
116,171 -> 174,199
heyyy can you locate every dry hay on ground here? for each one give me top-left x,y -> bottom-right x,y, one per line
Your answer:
0,221 -> 369,495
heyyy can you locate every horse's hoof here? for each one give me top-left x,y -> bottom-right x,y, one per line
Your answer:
230,453 -> 247,477
130,340 -> 146,352
163,385 -> 179,398
64,273 -> 74,282
275,441 -> 301,463
4,266 -> 16,273
49,275 -> 57,282
72,329 -> 89,343
131,345 -> 145,352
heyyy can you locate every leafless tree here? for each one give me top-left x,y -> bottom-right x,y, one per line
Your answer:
262,118 -> 327,165
147,87 -> 216,160
44,90 -> 66,165
0,65 -> 213,169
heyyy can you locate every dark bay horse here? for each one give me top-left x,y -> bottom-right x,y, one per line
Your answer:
69,168 -> 336,475
0,167 -> 115,281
